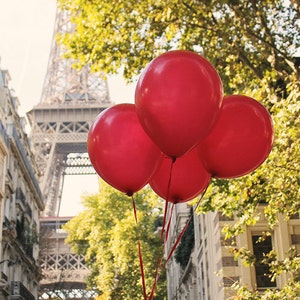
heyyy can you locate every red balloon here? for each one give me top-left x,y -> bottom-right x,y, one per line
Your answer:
150,148 -> 211,204
197,95 -> 274,179
135,50 -> 223,159
88,104 -> 163,195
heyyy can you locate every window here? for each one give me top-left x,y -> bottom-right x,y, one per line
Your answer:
252,235 -> 276,289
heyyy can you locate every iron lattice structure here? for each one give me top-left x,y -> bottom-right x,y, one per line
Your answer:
27,6 -> 112,299
39,217 -> 99,299
27,7 -> 111,216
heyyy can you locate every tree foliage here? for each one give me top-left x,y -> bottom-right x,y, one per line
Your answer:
57,0 -> 299,94
63,181 -> 166,299
195,78 -> 300,298
57,0 -> 300,298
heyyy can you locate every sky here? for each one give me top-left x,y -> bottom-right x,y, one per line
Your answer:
0,0 -> 136,216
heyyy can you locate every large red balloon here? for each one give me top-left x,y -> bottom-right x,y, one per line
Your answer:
197,95 -> 274,179
135,50 -> 223,159
150,148 -> 211,204
88,104 -> 163,195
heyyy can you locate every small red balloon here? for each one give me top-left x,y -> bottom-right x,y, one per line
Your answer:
135,50 -> 223,159
197,95 -> 274,179
88,104 -> 163,195
150,148 -> 211,204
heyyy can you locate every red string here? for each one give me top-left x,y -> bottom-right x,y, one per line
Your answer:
160,199 -> 169,240
160,157 -> 175,240
148,158 -> 175,299
131,195 -> 138,224
148,185 -> 209,299
148,202 -> 175,300
164,187 -> 207,267
132,154 -> 207,300
131,195 -> 147,300
147,255 -> 161,300
164,203 -> 175,247
164,187 -> 208,266
164,214 -> 192,265
138,240 -> 147,300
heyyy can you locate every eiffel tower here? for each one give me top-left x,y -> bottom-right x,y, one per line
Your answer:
27,6 -> 112,299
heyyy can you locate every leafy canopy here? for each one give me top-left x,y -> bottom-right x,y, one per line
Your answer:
57,0 -> 299,95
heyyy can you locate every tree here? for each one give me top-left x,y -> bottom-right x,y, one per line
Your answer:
57,0 -> 300,298
57,0 -> 299,95
63,181 -> 166,299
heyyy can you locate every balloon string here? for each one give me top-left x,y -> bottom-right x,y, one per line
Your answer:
138,240 -> 147,300
148,158 -> 175,300
161,199 -> 169,240
164,202 -> 175,247
160,157 -> 175,240
164,208 -> 193,265
147,253 -> 162,300
148,202 -> 175,300
148,186 -> 209,300
164,186 -> 208,267
131,195 -> 147,300
132,194 -> 138,223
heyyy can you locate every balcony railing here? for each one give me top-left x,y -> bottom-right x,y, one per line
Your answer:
11,126 -> 44,203
1,271 -> 8,282
15,187 -> 26,206
0,120 -> 9,147
24,203 -> 32,219
11,281 -> 35,300
16,219 -> 34,260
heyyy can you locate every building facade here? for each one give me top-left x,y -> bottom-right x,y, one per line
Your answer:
0,66 -> 44,299
166,202 -> 300,299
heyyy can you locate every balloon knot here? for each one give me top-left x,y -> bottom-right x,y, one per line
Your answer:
126,191 -> 133,197
173,196 -> 181,204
